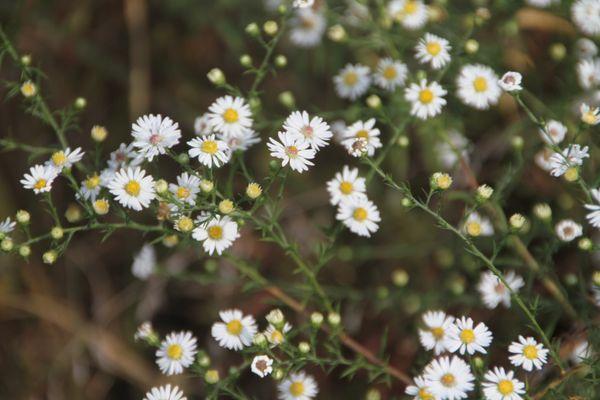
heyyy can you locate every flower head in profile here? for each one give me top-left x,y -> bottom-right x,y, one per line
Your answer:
456,64 -> 501,109
423,355 -> 475,400
326,166 -> 367,206
132,243 -> 157,280
374,57 -> 408,91
289,8 -> 326,48
156,331 -> 198,375
277,371 -> 318,400
415,33 -> 451,70
131,114 -> 181,162
477,270 -> 524,309
46,147 -> 85,172
21,165 -> 59,194
334,63 -> 371,100
341,118 -> 382,156
336,197 -> 381,237
207,95 -> 253,136
482,367 -> 526,400
585,188 -> 600,228
283,111 -> 332,150
539,120 -> 567,145
211,309 -> 258,351
418,310 -> 455,355
498,71 -> 523,92
251,355 -> 274,378
143,384 -> 186,400
108,167 -> 156,211
188,134 -> 231,168
0,217 -> 16,234
192,213 -> 240,255
446,316 -> 493,355
267,131 -> 316,173
549,144 -> 589,177
405,79 -> 447,119
508,336 -> 549,371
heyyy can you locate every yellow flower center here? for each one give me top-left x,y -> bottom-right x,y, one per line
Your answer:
85,175 -> 100,189
523,344 -> 538,360
226,319 -> 243,335
441,373 -> 456,387
473,76 -> 488,93
497,379 -> 514,395
223,108 -> 239,123
355,129 -> 369,139
125,180 -> 141,196
52,151 -> 67,166
426,42 -> 441,56
270,329 -> 284,343
177,186 -> 190,199
339,181 -> 354,195
353,207 -> 368,221
466,221 -> 481,237
208,225 -> 223,240
166,344 -> 183,360
344,72 -> 358,86
460,329 -> 475,344
286,145 -> 299,158
34,179 -> 47,190
201,140 -> 218,154
419,89 -> 434,104
582,111 -> 599,125
418,388 -> 435,400
290,381 -> 305,396
404,1 -> 418,14
431,327 -> 445,339
383,66 -> 397,80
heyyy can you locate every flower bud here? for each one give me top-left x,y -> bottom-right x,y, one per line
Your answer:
593,271 -> 600,286
205,369 -> 220,384
278,91 -> 295,108
1,237 -> 14,252
509,214 -> 526,231
90,125 -> 108,142
240,54 -> 253,68
392,269 -> 409,287
198,354 -> 211,367
397,136 -> 410,148
266,309 -> 285,327
274,55 -> 287,68
273,368 -> 285,380
200,179 -> 214,193
20,81 -> 37,98
207,68 -> 225,85
245,22 -> 260,36
263,20 -> 278,36
93,199 -> 110,215
219,199 -> 234,214
310,312 -> 323,327
154,179 -> 169,194
511,135 -> 523,150
50,226 -> 64,240
366,94 -> 381,109
328,312 -> 341,326
43,250 -> 58,265
65,204 -> 82,223
176,216 -> 194,233
328,24 -> 346,42
298,341 -> 310,354
401,197 -> 412,207
476,184 -> 494,202
564,273 -> 578,286
20,54 -> 31,66
74,97 -> 87,109
578,237 -> 593,251
163,234 -> 179,248
473,356 -> 484,369
366,389 -> 381,400
550,43 -> 566,61
464,39 -> 479,54
16,210 -> 31,224
431,172 -> 453,190
246,183 -> 262,199
533,203 -> 552,221
19,245 -> 31,257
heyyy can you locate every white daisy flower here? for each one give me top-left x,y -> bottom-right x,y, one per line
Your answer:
336,197 -> 381,237
211,309 -> 258,351
267,131 -> 316,173
46,147 -> 84,172
572,0 -> 600,36
373,57 -> 408,91
577,58 -> 600,90
107,143 -> 141,170
194,113 -> 214,136
576,38 -> 598,59
477,270 -> 524,309
446,316 -> 493,355
508,336 -> 549,371
555,219 -> 583,242
20,164 -> 59,194
415,33 -> 452,70
534,148 -> 554,172
418,310 -> 455,355
423,355 -> 475,400
341,118 -> 382,156
156,331 -> 198,375
132,243 -> 157,280
405,375 -> 436,400
169,172 -> 201,206
435,130 -> 470,168
498,71 -> 523,92
387,0 -> 428,30
539,120 -> 567,145
463,212 -> 494,237
187,134 -> 231,168
277,371 -> 318,400
289,8 -> 326,48
549,144 -> 590,177
134,321 -> 155,342
283,110 -> 332,150
0,217 -> 16,234
131,114 -> 181,162
251,355 -> 274,378
218,128 -> 261,152
326,166 -> 367,206
405,79 -> 447,119
192,214 -> 240,255
108,167 -> 156,211
207,95 -> 253,137
581,103 -> 600,125
265,322 -> 292,347
79,173 -> 102,201
456,64 -> 501,110
585,188 -> 600,228
482,367 -> 526,400
143,384 -> 186,400
334,63 -> 371,100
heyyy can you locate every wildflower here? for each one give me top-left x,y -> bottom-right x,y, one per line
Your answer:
15,210 -> 31,224
580,103 -> 600,125
509,214 -> 526,231
555,219 -> 583,242
267,131 -> 316,173
265,309 -> 285,326
211,309 -> 258,351
431,172 -> 452,190
576,38 -> 598,59
415,33 -> 452,70
404,79 -> 447,119
264,20 -> 278,36
42,250 -> 57,265
387,0 -> 428,30
1,238 -> 14,252
446,316 -> 493,355
526,0 -> 557,7
175,216 -> 194,233
246,183 -> 262,199
132,244 -> 156,280
342,119 -> 382,157
93,199 -> 110,215
333,63 -> 371,100
20,165 -> 58,194
423,356 -> 475,400
418,310 -> 455,355
539,120 -> 567,145
200,179 -> 214,193
283,110 -> 332,150
187,134 -> 231,168
20,80 -> 37,97
585,188 -> 600,228
577,58 -> 600,90
169,172 -> 201,206
435,130 -> 469,168
508,336 -> 549,371
310,312 -> 323,326
218,199 -> 234,215
134,321 -> 156,342
293,0 -> 314,7
476,184 -> 494,201
572,0 -> 600,36
108,167 -> 156,211
289,8 -> 326,48
207,96 -> 253,136
194,113 -> 214,136
456,64 -> 501,109
143,385 -> 186,400
218,128 -> 261,152
277,371 -> 318,400
79,173 -> 101,201
91,125 -> 108,142
498,71 -> 523,92
570,340 -> 592,364
192,214 -> 240,255
326,166 -> 367,206
265,323 -> 292,347
207,68 -> 225,85
328,312 -> 341,326
131,114 -> 181,162
482,367 -> 526,400
328,24 -> 347,42
156,331 -> 197,376
349,138 -> 369,160
464,212 -> 494,237
205,369 -> 220,384
46,147 -> 85,172
19,245 -> 31,257
336,197 -> 381,237
298,342 -> 310,353
373,58 -> 408,91
0,218 -> 16,235
251,355 -> 274,378
477,271 -> 524,309
107,143 -> 140,170
405,375 -> 436,400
